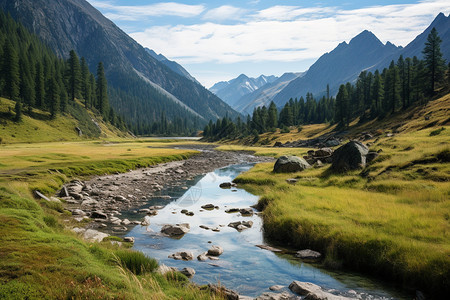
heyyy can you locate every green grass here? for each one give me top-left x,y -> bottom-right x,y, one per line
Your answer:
233,95 -> 450,297
0,139 -> 223,299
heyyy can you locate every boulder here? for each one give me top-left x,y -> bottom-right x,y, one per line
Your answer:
331,141 -> 369,172
324,139 -> 340,147
201,204 -> 215,210
157,264 -> 178,275
225,208 -> 240,213
219,182 -> 234,188
197,253 -> 208,261
228,221 -> 253,231
208,284 -> 239,300
123,236 -> 135,243
180,267 -> 196,277
273,156 -> 311,173
239,208 -> 254,216
90,210 -> 108,219
289,281 -> 350,300
256,292 -> 297,300
168,251 -> 194,260
366,151 -> 379,163
269,285 -> 284,291
161,223 -> 190,236
314,148 -> 333,157
71,209 -> 86,216
295,249 -> 322,260
207,245 -> 224,256
82,229 -> 109,242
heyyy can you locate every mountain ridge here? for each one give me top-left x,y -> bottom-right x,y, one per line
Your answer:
0,0 -> 238,132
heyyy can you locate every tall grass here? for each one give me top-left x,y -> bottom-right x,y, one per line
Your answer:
235,125 -> 450,296
115,250 -> 158,275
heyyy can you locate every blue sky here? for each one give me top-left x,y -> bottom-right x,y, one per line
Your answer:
87,0 -> 449,87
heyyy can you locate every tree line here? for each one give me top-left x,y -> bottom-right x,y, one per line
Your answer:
203,28 -> 448,141
0,11 -> 124,130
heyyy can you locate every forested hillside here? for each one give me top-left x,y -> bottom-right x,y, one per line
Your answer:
0,11 -> 125,140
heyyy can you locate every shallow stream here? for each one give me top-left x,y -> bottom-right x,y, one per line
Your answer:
123,163 -> 410,299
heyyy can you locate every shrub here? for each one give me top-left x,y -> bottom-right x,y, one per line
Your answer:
115,250 -> 158,275
429,127 -> 445,136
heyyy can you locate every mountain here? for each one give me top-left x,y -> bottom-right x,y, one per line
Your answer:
234,72 -> 304,115
273,30 -> 401,106
0,0 -> 238,132
371,12 -> 450,72
210,74 -> 278,108
145,48 -> 199,84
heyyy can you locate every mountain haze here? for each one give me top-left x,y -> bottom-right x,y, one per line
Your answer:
146,48 -> 200,84
273,30 -> 401,106
0,0 -> 238,131
235,72 -> 303,115
210,74 -> 278,108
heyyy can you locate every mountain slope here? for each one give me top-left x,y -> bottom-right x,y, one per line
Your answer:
146,48 -> 199,84
273,30 -> 401,106
210,74 -> 278,108
0,0 -> 238,130
235,72 -> 303,115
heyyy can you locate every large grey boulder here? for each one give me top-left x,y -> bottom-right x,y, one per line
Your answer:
289,281 -> 351,300
161,223 -> 190,236
180,267 -> 196,277
273,156 -> 311,173
331,141 -> 369,172
168,251 -> 194,260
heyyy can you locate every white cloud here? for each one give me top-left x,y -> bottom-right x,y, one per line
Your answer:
88,1 -> 205,20
203,5 -> 248,22
130,0 -> 449,69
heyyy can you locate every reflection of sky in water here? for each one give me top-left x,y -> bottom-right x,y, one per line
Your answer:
129,164 -> 408,299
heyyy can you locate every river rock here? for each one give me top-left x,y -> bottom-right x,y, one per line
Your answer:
161,223 -> 190,236
269,285 -> 285,291
157,264 -> 178,275
201,204 -> 215,210
289,281 -> 350,300
197,252 -> 208,261
90,210 -> 108,219
273,156 -> 311,173
331,141 -> 369,172
208,284 -> 239,300
123,236 -> 135,243
295,249 -> 322,260
168,251 -> 194,260
239,208 -> 254,216
71,209 -> 86,216
82,229 -> 109,242
256,292 -> 297,300
219,182 -> 234,188
207,245 -> 224,256
121,219 -> 131,225
228,221 -> 253,231
225,208 -> 240,213
180,267 -> 196,277
256,245 -> 282,252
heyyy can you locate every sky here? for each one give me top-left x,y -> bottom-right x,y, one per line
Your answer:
86,0 -> 449,88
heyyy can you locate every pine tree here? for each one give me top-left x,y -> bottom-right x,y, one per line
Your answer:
335,84 -> 349,127
48,78 -> 60,119
267,101 -> 278,130
422,27 -> 446,95
80,57 -> 89,107
2,40 -> 20,101
35,61 -> 45,108
67,50 -> 81,101
14,100 -> 22,121
96,62 -> 108,117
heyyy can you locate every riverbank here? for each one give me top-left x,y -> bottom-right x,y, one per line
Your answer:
233,125 -> 449,298
0,139 -> 237,299
61,144 -> 272,234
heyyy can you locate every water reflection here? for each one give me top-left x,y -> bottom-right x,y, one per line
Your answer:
127,164 -> 408,299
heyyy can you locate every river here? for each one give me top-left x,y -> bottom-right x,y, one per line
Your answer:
121,163 -> 410,299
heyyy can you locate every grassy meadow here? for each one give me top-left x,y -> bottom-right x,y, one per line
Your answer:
233,95 -> 450,296
0,138 -> 226,299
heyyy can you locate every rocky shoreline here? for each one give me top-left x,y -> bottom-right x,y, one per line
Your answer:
58,145 -> 272,235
